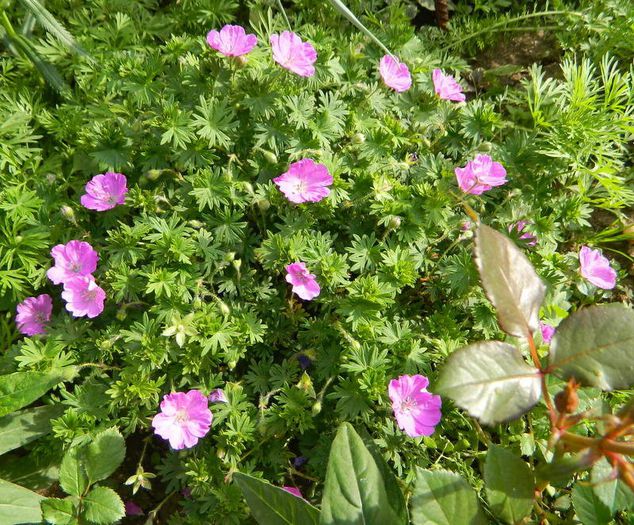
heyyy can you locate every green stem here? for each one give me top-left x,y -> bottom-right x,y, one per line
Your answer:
444,10 -> 584,50
0,10 -> 17,39
276,0 -> 292,31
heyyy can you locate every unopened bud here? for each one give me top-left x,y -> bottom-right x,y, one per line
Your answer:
387,216 -> 402,230
146,169 -> 162,181
60,205 -> 76,223
256,198 -> 270,212
554,379 -> 579,414
216,299 -> 230,316
351,133 -> 366,144
232,259 -> 242,272
311,401 -> 322,416
262,150 -> 278,164
188,220 -> 203,229
228,360 -> 237,370
223,252 -> 236,262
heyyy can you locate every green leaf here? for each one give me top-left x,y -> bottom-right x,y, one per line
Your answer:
484,445 -> 535,523
41,497 -> 76,525
435,341 -> 542,425
82,487 -> 125,525
59,448 -> 88,498
0,478 -> 44,525
233,473 -> 320,525
411,468 -> 487,525
326,0 -> 392,56
0,368 -> 74,418
0,404 -> 64,456
591,458 -> 634,512
321,422 -> 407,525
15,0 -> 88,56
475,223 -> 546,338
548,304 -> 634,390
84,428 -> 126,483
9,33 -> 69,94
572,483 -> 612,525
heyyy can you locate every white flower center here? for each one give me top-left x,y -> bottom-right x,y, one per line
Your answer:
400,396 -> 417,413
175,409 -> 189,423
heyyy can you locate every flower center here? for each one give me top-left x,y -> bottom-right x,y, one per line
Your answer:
71,263 -> 82,273
400,396 -> 417,413
294,180 -> 307,195
175,409 -> 189,423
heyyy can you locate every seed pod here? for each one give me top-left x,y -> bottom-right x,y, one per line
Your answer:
554,379 -> 579,414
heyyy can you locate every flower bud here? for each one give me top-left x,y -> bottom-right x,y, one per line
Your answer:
146,169 -> 162,181
311,401 -> 322,415
256,198 -> 270,212
60,205 -> 76,223
188,220 -> 204,229
387,216 -> 402,230
554,379 -> 579,414
262,150 -> 278,164
223,252 -> 236,262
351,133 -> 366,144
228,360 -> 237,370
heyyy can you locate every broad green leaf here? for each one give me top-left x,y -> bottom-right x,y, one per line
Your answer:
84,428 -> 126,483
591,458 -> 634,512
0,404 -> 64,456
411,468 -> 487,525
548,304 -> 634,390
59,448 -> 88,498
572,484 -> 612,525
326,0 -> 392,55
233,473 -> 320,525
0,478 -> 44,525
535,452 -> 594,487
475,223 -> 546,338
0,368 -> 75,418
41,497 -> 76,525
0,454 -> 59,490
435,341 -> 542,425
321,422 -> 407,525
484,445 -> 534,523
82,487 -> 125,525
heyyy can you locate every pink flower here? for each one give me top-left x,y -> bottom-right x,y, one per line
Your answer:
432,69 -> 465,102
124,501 -> 143,516
509,221 -> 537,246
282,486 -> 303,498
61,276 -> 106,318
47,241 -> 99,285
454,154 -> 507,195
579,246 -> 616,289
208,389 -> 228,403
152,390 -> 212,450
80,172 -> 127,211
273,159 -> 333,204
206,24 -> 257,57
539,322 -> 555,344
388,374 -> 442,438
285,262 -> 320,301
16,294 -> 53,336
270,31 -> 317,77
379,55 -> 412,92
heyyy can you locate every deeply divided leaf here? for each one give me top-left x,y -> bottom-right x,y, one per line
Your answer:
475,223 -> 546,338
548,304 -> 634,390
436,341 -> 542,425
411,468 -> 487,525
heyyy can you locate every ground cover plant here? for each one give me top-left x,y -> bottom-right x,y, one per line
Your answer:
1,0 -> 634,523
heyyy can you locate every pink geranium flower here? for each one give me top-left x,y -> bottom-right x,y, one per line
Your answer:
208,389 -> 228,403
282,486 -> 303,498
454,154 -> 507,195
579,246 -> 616,289
389,374 -> 442,438
47,241 -> 99,285
80,172 -> 127,211
509,221 -> 537,246
206,24 -> 257,57
61,276 -> 106,318
270,31 -> 317,77
539,322 -> 555,344
16,294 -> 53,336
273,159 -> 333,204
379,55 -> 412,92
286,262 -> 320,301
432,69 -> 466,102
152,390 -> 212,450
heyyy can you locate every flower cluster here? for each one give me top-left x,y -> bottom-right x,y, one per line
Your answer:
15,173 -> 127,334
